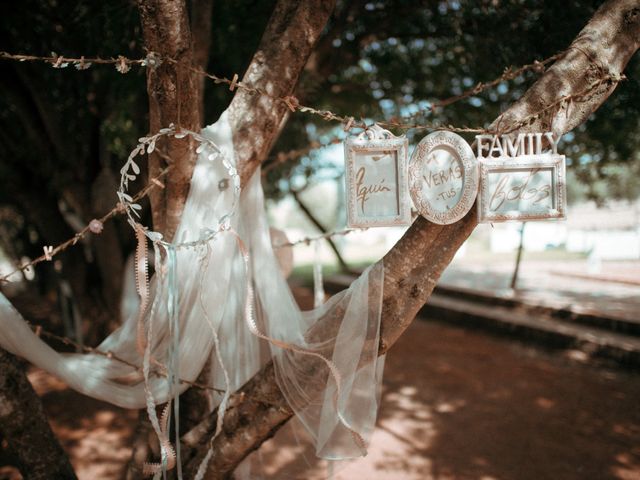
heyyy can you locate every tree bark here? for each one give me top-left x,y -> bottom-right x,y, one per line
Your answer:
138,0 -> 201,241
0,349 -> 77,479
190,0 -> 214,124
184,0 -> 640,477
510,222 -> 526,290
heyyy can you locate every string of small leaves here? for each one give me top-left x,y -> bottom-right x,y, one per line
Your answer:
0,51 -> 160,72
1,49 -> 571,133
118,124 -> 241,248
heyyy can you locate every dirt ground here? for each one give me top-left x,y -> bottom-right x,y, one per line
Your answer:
1,317 -> 639,479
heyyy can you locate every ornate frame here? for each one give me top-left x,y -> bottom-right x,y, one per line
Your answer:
478,154 -> 566,223
344,125 -> 411,228
408,131 -> 479,225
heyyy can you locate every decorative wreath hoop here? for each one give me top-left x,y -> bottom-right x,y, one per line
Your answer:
118,124 -> 240,248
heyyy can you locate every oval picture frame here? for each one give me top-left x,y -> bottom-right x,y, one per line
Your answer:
408,131 -> 479,225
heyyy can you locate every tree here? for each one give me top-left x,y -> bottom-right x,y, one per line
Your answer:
0,0 -> 638,478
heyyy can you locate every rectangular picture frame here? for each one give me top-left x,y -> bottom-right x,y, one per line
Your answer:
478,154 -> 566,223
345,134 -> 411,228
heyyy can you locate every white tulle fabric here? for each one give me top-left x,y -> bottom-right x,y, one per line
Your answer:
0,110 -> 385,465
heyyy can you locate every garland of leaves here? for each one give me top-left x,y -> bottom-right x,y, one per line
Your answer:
118,125 -> 240,248
0,49 -> 572,133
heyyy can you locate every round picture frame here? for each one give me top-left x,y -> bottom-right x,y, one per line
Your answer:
408,131 -> 479,225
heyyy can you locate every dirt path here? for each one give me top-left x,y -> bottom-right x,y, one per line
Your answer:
252,318 -> 640,479
2,317 -> 639,479
355,319 -> 640,480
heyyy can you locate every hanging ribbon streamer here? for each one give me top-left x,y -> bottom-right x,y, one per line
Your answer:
134,225 -> 179,479
313,239 -> 325,309
135,225 -> 150,356
166,245 -> 183,480
194,243 -> 232,480
143,245 -> 177,478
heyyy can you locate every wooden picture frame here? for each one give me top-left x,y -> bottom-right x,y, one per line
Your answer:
408,131 -> 479,225
478,154 -> 566,223
344,125 -> 411,228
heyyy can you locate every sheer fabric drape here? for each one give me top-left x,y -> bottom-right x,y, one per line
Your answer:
0,109 -> 385,466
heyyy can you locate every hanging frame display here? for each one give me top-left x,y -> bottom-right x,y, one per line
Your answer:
344,124 -> 411,228
408,130 -> 478,225
476,132 -> 566,223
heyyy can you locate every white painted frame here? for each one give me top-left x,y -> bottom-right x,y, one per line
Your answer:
478,154 -> 566,223
408,131 -> 479,225
344,125 -> 410,228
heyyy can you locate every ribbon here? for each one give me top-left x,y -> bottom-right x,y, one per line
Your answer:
134,225 -> 150,357
142,243 -> 177,478
166,245 -> 183,479
194,243 -> 232,480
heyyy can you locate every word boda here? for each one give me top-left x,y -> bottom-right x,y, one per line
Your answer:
488,168 -> 551,211
475,132 -> 560,159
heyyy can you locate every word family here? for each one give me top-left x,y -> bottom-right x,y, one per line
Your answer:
475,132 -> 561,158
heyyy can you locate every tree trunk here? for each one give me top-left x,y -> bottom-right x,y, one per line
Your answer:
0,349 -> 77,479
184,0 -> 640,477
125,3 -> 211,478
510,222 -> 526,290
138,0 -> 201,241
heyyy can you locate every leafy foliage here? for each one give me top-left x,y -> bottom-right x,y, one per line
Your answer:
268,0 -> 640,203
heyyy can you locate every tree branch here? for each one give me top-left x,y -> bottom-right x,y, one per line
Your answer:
0,349 -> 77,479
185,0 -> 640,477
229,0 -> 337,185
379,0 -> 639,352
